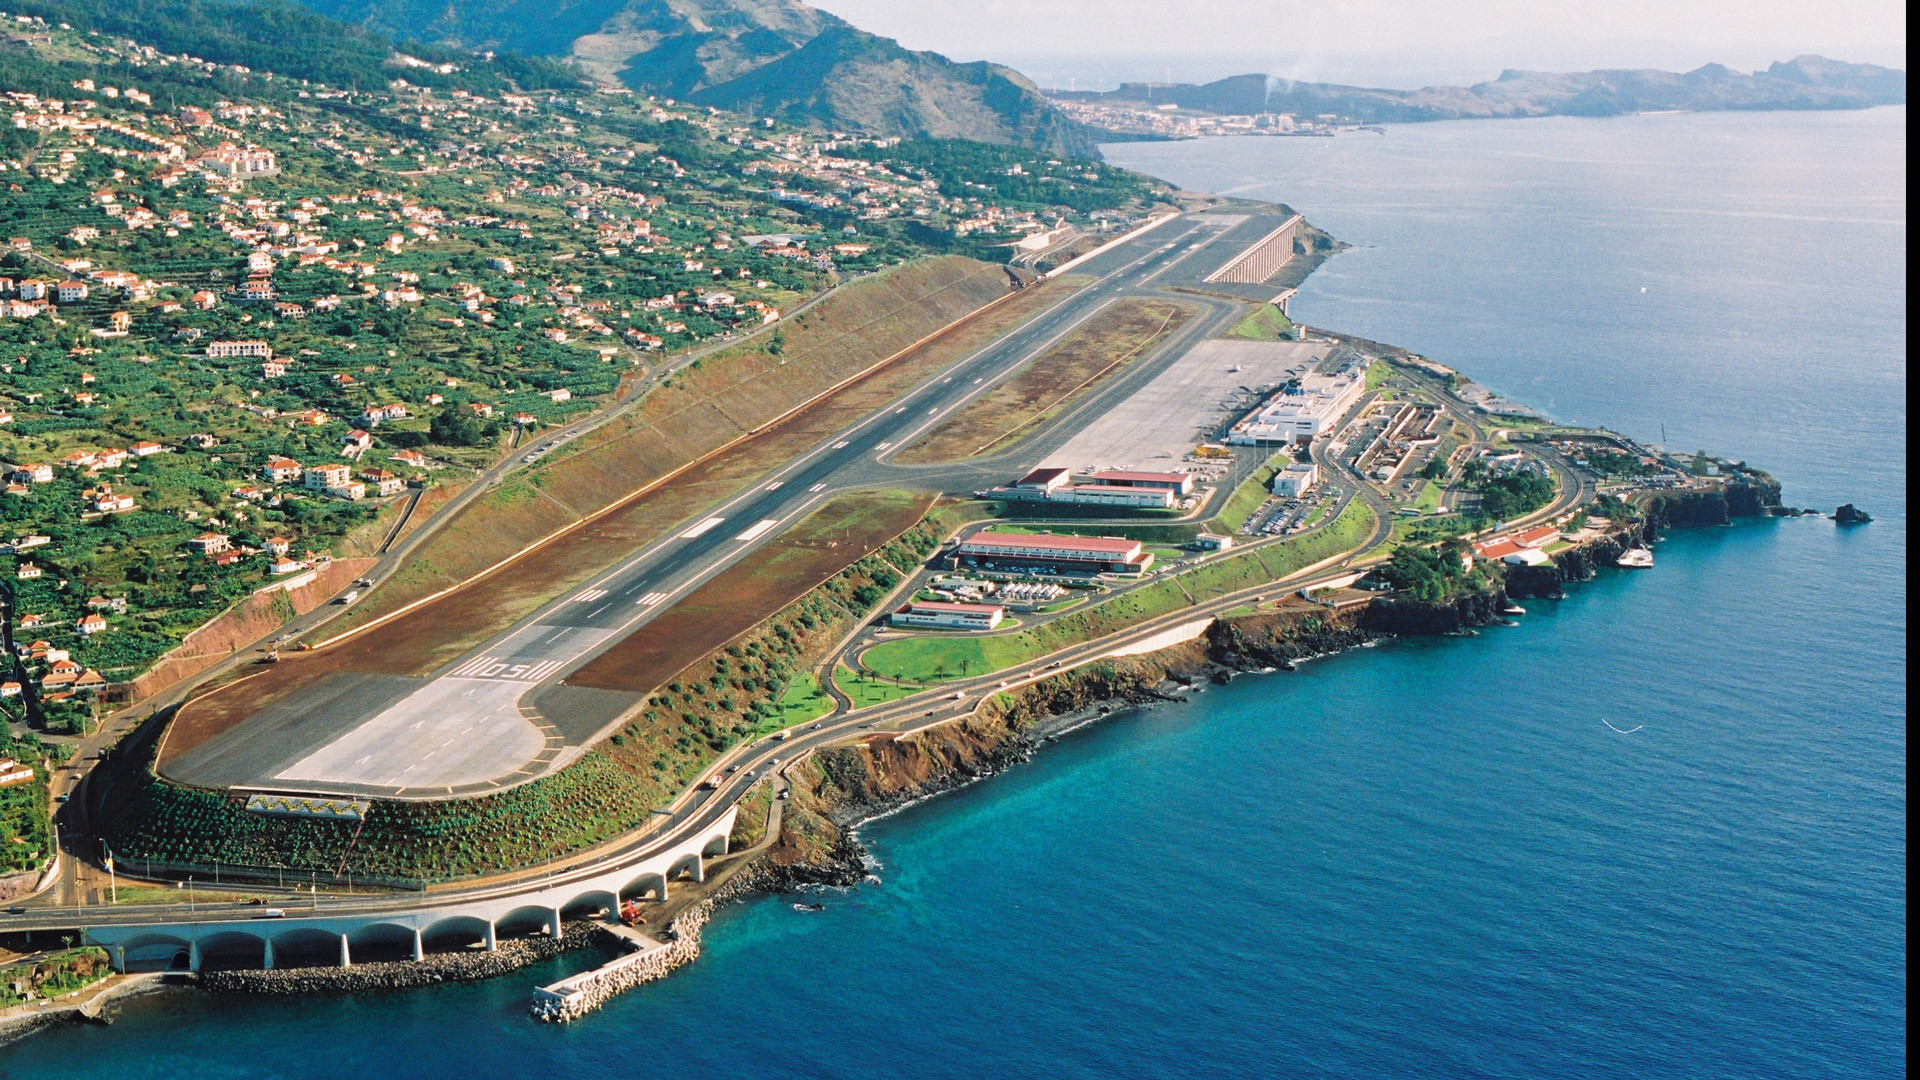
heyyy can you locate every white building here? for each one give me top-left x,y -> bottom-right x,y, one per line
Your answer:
1271,460 -> 1320,497
1228,368 -> 1368,445
890,600 -> 1007,631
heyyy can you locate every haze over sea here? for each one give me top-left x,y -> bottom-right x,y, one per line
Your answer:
6,108 -> 1904,1079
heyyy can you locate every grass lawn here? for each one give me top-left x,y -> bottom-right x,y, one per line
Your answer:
1227,303 -> 1294,341
833,662 -> 933,706
772,672 -> 836,726
1412,480 -> 1445,513
1365,359 -> 1391,390
1213,451 -> 1291,533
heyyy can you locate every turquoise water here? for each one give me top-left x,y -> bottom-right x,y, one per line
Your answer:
6,109 -> 1904,1077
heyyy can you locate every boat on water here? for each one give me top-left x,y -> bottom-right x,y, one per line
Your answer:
1501,604 -> 1526,616
1616,548 -> 1655,569
792,902 -> 825,913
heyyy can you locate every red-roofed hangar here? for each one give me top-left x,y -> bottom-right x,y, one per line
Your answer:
954,532 -> 1154,575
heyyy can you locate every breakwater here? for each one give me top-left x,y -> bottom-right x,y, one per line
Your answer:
529,904 -> 711,1022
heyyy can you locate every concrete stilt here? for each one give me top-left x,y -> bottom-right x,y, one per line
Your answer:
484,921 -> 497,952
691,857 -> 704,884
188,941 -> 202,973
109,945 -> 126,974
338,933 -> 352,968
412,928 -> 424,962
263,938 -> 274,970
551,907 -> 565,938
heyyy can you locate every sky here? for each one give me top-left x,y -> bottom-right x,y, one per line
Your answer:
808,0 -> 1908,90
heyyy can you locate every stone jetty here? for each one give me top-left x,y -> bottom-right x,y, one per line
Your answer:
530,903 -> 712,1022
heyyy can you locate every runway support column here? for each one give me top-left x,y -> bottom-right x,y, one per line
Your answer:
551,907 -> 564,938
339,933 -> 352,968
484,920 -> 497,952
692,856 -> 705,884
263,938 -> 274,970
188,940 -> 202,974
109,945 -> 125,973
412,928 -> 424,962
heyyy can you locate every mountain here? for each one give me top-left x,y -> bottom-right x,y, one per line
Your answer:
1060,56 -> 1906,122
292,0 -> 1101,153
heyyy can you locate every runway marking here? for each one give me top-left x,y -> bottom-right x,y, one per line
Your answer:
808,482 -> 826,492
680,516 -> 725,538
974,377 -> 983,384
448,656 -> 566,682
832,440 -> 849,448
928,406 -> 940,414
895,406 -> 907,413
875,441 -> 892,451
636,591 -> 668,606
765,481 -> 783,490
572,588 -> 609,602
734,519 -> 779,542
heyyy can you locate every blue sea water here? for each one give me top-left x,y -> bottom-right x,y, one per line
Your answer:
5,109 -> 1904,1078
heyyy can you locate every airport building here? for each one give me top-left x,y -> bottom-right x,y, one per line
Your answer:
890,600 -> 1008,631
1271,461 -> 1320,496
955,532 -> 1154,575
1086,470 -> 1196,496
1227,367 -> 1368,445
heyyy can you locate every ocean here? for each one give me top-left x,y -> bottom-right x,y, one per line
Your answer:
5,108 -> 1904,1078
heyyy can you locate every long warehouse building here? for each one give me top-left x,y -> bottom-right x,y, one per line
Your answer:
954,532 -> 1155,575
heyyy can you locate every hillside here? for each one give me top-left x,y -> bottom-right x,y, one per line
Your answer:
293,0 -> 1101,153
1061,55 -> 1907,123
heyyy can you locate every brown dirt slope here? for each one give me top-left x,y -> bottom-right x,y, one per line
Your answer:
349,256 -> 1015,619
895,297 -> 1195,463
568,490 -> 933,693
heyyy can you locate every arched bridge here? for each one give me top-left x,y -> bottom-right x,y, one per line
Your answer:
82,807 -> 736,973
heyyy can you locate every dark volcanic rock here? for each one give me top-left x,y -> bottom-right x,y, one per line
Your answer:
1833,503 -> 1874,525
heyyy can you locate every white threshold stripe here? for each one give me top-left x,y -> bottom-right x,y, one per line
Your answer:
680,516 -> 725,538
734,519 -> 779,542
808,482 -> 826,492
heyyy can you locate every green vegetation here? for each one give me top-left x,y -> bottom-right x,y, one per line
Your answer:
1476,472 -> 1557,522
0,14 -> 1165,722
832,663 -> 928,707
770,671 -> 834,727
1376,543 -> 1494,603
1364,359 -> 1391,390
1227,303 -> 1294,341
862,500 -> 1376,681
0,947 -> 111,1006
1212,452 -> 1291,533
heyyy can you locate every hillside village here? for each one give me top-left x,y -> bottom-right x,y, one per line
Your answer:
0,12 -> 1171,733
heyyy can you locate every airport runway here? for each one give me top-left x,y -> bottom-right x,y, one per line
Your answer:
164,210 -> 1294,798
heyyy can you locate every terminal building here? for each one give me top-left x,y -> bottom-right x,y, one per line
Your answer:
889,600 -> 1008,631
985,467 -> 1189,510
955,532 -> 1154,576
1227,365 -> 1368,446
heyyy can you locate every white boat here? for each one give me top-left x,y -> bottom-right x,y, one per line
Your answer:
1616,548 -> 1654,569
1501,604 -> 1526,616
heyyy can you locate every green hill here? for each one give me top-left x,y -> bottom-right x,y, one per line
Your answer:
294,0 -> 1101,153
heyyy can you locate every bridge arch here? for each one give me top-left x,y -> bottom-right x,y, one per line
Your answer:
667,852 -> 703,883
346,921 -> 421,964
114,931 -> 192,973
701,829 -> 730,859
621,871 -> 668,903
195,929 -> 269,972
560,888 -> 619,921
422,914 -> 494,953
495,904 -> 561,940
268,926 -> 346,969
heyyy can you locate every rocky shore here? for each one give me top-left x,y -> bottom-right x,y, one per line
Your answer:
529,904 -> 711,1023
